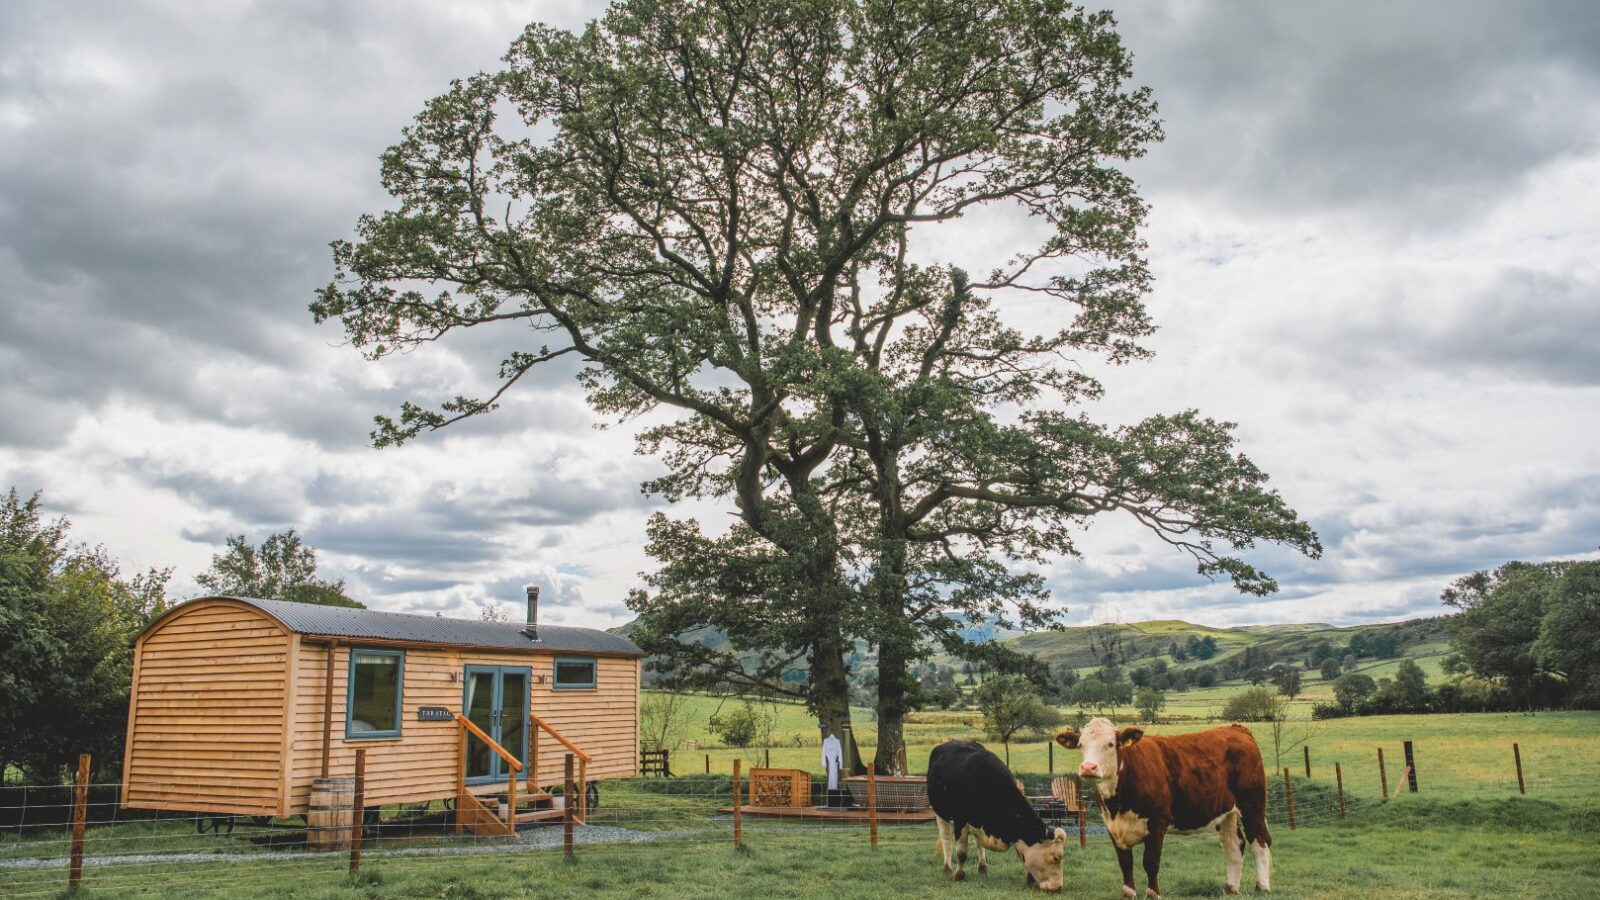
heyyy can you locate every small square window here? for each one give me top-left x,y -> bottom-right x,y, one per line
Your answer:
553,657 -> 596,690
347,649 -> 403,738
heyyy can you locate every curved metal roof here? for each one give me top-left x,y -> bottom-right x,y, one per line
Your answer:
153,595 -> 643,658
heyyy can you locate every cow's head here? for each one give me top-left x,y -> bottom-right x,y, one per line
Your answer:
1055,717 -> 1142,794
1017,827 -> 1067,892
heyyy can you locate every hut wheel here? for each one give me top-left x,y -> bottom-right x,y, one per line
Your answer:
585,781 -> 600,816
196,815 -> 235,835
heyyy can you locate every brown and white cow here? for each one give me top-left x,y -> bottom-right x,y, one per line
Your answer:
1056,719 -> 1272,898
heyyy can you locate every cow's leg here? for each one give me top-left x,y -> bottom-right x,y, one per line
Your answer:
1141,825 -> 1167,899
1241,800 -> 1273,892
936,816 -> 956,876
1249,838 -> 1272,893
955,826 -> 971,881
1115,845 -> 1137,900
1218,811 -> 1244,894
977,842 -> 989,875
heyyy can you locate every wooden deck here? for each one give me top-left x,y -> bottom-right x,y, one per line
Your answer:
719,805 -> 936,824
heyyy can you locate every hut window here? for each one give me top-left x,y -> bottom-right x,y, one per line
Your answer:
346,648 -> 404,738
552,657 -> 596,690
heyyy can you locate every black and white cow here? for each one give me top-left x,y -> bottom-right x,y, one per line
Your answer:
927,740 -> 1067,892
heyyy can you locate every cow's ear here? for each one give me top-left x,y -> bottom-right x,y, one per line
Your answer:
1054,827 -> 1067,845
1054,729 -> 1079,749
1118,727 -> 1145,748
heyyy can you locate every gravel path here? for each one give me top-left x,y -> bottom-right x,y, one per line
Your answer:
0,824 -> 704,871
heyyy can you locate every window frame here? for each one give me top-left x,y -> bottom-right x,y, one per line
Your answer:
551,656 -> 597,691
345,647 -> 405,739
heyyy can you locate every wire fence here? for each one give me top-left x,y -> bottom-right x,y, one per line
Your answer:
2,738 -> 1593,898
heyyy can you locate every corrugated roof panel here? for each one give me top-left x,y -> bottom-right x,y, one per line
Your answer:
189,596 -> 643,657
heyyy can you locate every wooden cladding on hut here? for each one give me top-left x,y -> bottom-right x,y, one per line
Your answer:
121,596 -> 643,818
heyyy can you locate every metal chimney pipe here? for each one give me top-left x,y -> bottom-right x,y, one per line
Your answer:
524,585 -> 540,641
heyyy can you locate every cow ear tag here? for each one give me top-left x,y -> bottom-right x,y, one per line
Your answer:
1120,736 -> 1136,748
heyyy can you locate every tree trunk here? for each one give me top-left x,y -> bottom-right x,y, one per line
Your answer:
810,633 -> 866,775
873,633 -> 913,775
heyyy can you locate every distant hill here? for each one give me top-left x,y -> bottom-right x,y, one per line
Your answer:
618,613 -> 1453,683
964,616 -> 1451,674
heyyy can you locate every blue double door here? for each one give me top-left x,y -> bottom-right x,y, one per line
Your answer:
463,666 -> 530,783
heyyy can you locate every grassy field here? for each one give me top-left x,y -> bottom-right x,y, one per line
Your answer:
8,792 -> 1596,899
672,684 -> 1593,798
5,710 -> 1595,898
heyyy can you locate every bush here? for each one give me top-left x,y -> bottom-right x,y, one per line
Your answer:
1310,702 -> 1349,721
1334,673 -> 1377,709
1220,687 -> 1281,722
707,701 -> 765,748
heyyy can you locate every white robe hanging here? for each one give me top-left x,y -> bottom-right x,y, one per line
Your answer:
821,734 -> 843,790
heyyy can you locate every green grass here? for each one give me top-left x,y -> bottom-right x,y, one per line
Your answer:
6,711 -> 1595,898
14,794 -> 1599,899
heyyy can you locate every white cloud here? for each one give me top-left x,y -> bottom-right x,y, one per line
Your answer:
1,0 -> 1596,631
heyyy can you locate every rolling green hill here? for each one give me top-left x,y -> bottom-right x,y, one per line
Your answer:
980,616 -> 1451,675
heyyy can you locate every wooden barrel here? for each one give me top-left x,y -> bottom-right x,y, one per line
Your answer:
307,777 -> 355,851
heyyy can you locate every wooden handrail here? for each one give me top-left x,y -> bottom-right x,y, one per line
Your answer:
531,712 -> 592,763
455,714 -> 523,772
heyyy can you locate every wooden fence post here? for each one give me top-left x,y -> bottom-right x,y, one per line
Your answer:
1403,741 -> 1418,793
69,753 -> 90,888
349,748 -> 366,872
1513,743 -> 1526,795
1048,740 -> 1054,773
1282,769 -> 1295,830
1335,762 -> 1345,818
1304,745 -> 1311,779
564,754 -> 576,859
706,753 -> 710,775
867,766 -> 879,849
1077,803 -> 1087,849
732,758 -> 743,849
1378,747 -> 1388,799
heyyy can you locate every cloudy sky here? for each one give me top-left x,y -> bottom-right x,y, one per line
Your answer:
2,1 -> 1596,630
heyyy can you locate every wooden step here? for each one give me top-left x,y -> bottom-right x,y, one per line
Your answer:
468,786 -> 555,804
513,807 -> 567,824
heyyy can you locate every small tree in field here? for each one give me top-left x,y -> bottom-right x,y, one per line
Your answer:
976,676 -> 1059,767
707,700 -> 765,749
1221,687 -> 1279,722
1274,668 -> 1303,698
1334,673 -> 1377,710
1264,694 -> 1312,773
1135,687 -> 1166,723
639,691 -> 694,753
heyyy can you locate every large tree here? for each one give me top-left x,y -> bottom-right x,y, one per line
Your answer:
1442,561 -> 1563,708
313,0 -> 1318,770
1534,562 -> 1600,707
1445,558 -> 1600,709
